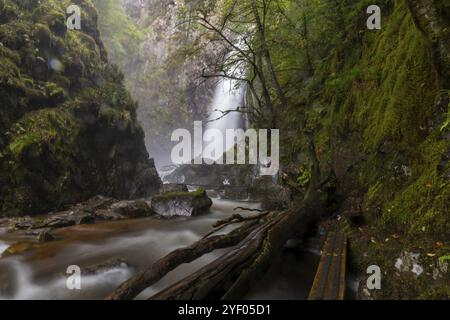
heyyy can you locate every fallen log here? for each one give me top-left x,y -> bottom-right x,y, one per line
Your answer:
107,202 -> 318,300
149,203 -> 318,300
200,211 -> 269,239
106,218 -> 262,300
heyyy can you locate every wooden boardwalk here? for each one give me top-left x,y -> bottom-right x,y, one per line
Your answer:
308,230 -> 347,300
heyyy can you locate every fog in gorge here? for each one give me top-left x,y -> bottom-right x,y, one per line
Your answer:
93,0 -> 248,170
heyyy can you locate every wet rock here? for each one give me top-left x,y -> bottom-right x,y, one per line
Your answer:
110,200 -> 154,218
94,209 -> 124,221
151,189 -> 213,217
9,217 -> 35,231
37,229 -> 55,242
3,242 -> 38,256
0,0 -> 162,217
75,213 -> 96,225
30,196 -> 116,229
35,215 -> 76,229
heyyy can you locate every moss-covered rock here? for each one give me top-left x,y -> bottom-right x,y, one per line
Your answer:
0,0 -> 161,216
151,189 -> 213,217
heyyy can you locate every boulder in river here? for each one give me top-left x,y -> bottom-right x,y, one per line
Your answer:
151,189 -> 213,217
110,200 -> 154,218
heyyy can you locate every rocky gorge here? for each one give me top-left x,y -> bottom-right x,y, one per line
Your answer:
0,0 -> 448,300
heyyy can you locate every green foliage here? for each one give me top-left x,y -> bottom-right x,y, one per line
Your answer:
296,166 -> 312,188
92,0 -> 144,71
7,109 -> 80,159
440,95 -> 450,132
0,0 -> 153,215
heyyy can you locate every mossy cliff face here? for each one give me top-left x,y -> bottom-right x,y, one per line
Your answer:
406,0 -> 450,87
0,0 -> 161,216
306,1 -> 450,298
316,2 -> 449,235
265,0 -> 449,298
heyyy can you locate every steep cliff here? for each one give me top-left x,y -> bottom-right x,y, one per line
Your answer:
0,0 -> 161,216
93,0 -> 219,165
272,0 -> 449,299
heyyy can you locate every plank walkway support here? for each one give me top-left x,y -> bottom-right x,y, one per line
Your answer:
308,230 -> 347,300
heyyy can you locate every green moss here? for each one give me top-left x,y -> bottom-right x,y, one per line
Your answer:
7,109 -> 80,159
0,45 -> 20,82
92,0 -> 145,67
0,0 -> 158,215
312,2 -> 449,239
380,142 -> 449,235
272,0 -> 449,298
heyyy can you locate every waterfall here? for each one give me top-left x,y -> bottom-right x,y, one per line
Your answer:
205,77 -> 246,158
203,35 -> 249,161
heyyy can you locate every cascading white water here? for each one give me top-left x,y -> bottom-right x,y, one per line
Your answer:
202,38 -> 248,161
205,77 -> 246,157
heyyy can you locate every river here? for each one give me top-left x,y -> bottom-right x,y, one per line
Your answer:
0,198 -> 320,300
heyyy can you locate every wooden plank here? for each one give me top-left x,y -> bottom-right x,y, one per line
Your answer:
308,230 -> 347,300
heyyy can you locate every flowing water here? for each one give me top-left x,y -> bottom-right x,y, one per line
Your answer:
202,46 -> 247,161
0,198 -> 320,300
206,76 -> 246,154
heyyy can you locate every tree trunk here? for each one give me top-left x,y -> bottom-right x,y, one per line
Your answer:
256,50 -> 278,128
150,204 -> 319,300
251,0 -> 288,109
